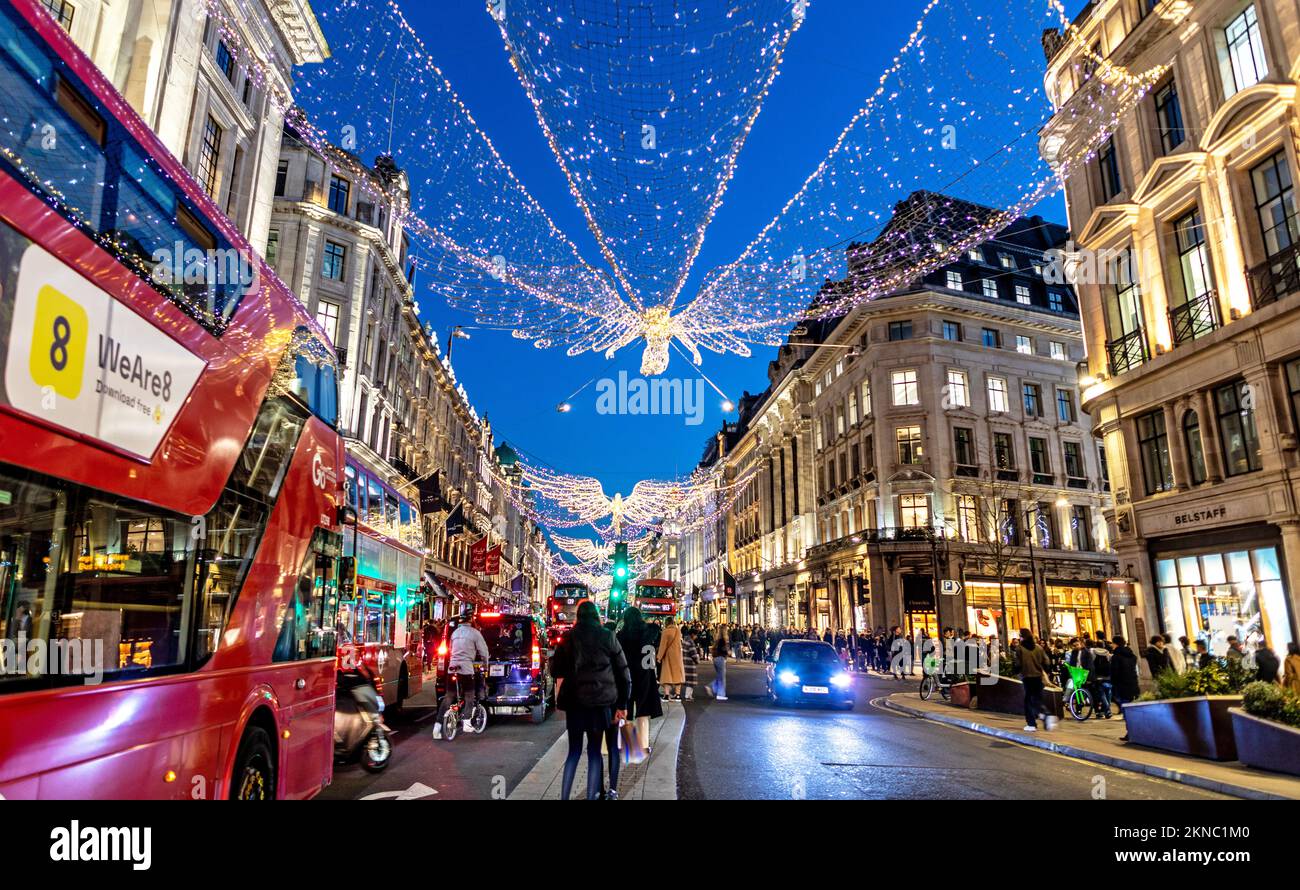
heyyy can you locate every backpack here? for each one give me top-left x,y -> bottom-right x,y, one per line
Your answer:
1091,647 -> 1111,679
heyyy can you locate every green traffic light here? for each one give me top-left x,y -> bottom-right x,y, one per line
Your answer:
615,566 -> 627,578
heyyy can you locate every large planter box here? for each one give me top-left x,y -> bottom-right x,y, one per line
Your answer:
949,682 -> 975,709
1122,696 -> 1242,761
974,674 -> 1063,719
1230,708 -> 1300,777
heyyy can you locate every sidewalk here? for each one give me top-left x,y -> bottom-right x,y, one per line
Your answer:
884,692 -> 1300,800
508,700 -> 684,800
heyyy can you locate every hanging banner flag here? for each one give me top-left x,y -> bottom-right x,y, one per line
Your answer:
510,572 -> 526,596
470,535 -> 488,573
484,545 -> 502,576
418,472 -> 446,514
722,568 -> 736,598
444,502 -> 465,537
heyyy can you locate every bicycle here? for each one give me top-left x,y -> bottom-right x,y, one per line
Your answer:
919,655 -> 952,701
1065,663 -> 1093,721
437,668 -> 488,742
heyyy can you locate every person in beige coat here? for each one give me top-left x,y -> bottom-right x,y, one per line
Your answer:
657,618 -> 686,700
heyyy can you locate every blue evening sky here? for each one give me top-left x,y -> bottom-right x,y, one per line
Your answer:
396,0 -> 1072,495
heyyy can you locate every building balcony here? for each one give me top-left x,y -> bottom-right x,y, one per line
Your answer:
1168,290 -> 1220,346
1105,327 -> 1148,377
1248,244 -> 1300,311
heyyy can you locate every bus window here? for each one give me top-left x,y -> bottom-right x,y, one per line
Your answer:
385,494 -> 399,528
399,500 -> 413,526
273,531 -> 340,662
345,466 -> 359,511
367,478 -> 385,527
0,467 -> 204,686
364,604 -> 381,644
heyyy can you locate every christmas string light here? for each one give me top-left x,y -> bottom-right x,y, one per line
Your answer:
205,0 -> 1162,376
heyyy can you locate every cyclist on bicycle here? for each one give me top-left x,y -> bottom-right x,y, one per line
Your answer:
433,613 -> 489,738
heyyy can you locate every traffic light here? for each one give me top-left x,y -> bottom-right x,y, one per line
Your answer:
610,542 -> 629,608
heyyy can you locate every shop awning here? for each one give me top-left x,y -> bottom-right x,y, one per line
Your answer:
432,575 -> 480,604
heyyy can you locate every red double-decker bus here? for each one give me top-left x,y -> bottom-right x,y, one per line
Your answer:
0,0 -> 345,799
633,579 -> 678,620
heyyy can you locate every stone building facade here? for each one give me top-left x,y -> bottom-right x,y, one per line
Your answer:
1042,0 -> 1300,659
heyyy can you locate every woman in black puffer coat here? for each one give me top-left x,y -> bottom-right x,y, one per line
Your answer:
551,601 -> 629,800
617,608 -> 664,752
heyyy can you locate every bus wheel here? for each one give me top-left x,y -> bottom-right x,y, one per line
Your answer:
230,727 -> 276,800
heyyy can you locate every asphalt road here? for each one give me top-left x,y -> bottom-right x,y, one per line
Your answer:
319,683 -> 565,800
677,660 -> 1231,801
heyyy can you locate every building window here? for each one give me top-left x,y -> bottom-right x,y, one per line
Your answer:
1015,284 -> 1031,305
982,328 -> 1001,349
994,432 -> 1016,471
848,390 -> 858,425
983,278 -> 999,299
275,159 -> 289,196
1050,341 -> 1067,361
1137,410 -> 1174,495
953,426 -> 976,467
987,376 -> 1009,413
1098,442 -> 1110,491
1214,380 -> 1261,476
321,240 -> 346,280
1015,335 -> 1032,355
899,494 -> 929,529
1220,4 -> 1268,98
1056,388 -> 1077,423
942,320 -> 962,341
40,0 -> 74,31
266,228 -> 279,268
946,369 -> 969,408
946,271 -> 963,290
1156,548 -> 1293,664
1029,437 -> 1049,475
891,369 -> 919,406
999,499 -> 1021,546
215,40 -> 237,82
1023,383 -> 1042,417
1104,250 -> 1147,374
1170,209 -> 1218,344
956,495 -> 980,542
1287,360 -> 1300,438
1071,505 -> 1093,551
316,300 -> 341,344
861,380 -> 872,417
1048,290 -> 1065,312
1252,151 -> 1299,261
198,116 -> 222,198
896,426 -> 923,465
1154,80 -> 1185,155
1099,136 -> 1122,201
968,248 -> 983,263
328,175 -> 351,215
1184,411 -> 1207,486
1000,254 -> 1016,270
888,320 -> 913,341
1063,440 -> 1084,480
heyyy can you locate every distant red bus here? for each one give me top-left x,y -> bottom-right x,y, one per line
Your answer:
546,582 -> 591,647
0,0 -> 345,799
633,579 -> 678,620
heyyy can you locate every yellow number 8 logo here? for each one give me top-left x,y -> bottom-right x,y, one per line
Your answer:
30,284 -> 87,401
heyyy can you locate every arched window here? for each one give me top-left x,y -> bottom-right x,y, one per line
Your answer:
1184,410 -> 1207,486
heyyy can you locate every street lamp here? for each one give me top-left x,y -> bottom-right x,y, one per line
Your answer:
445,325 -> 472,360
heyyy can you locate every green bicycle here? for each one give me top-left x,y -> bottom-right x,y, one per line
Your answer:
1065,663 -> 1093,721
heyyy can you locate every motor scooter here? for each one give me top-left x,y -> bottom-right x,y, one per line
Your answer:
334,668 -> 392,772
